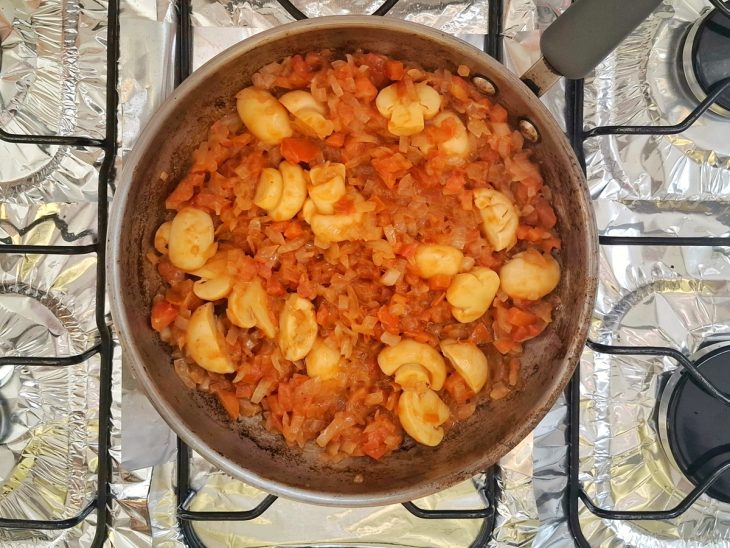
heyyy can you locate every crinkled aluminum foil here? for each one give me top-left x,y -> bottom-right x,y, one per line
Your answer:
579,245 -> 730,547
0,0 -> 122,544
0,0 -> 108,204
0,252 -> 107,544
188,0 -> 488,34
584,0 -> 730,238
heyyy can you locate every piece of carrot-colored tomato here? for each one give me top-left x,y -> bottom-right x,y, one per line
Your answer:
150,300 -> 178,332
280,137 -> 319,164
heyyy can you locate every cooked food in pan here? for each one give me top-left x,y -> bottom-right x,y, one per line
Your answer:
147,50 -> 561,461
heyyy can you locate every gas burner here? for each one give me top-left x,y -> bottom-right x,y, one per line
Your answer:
658,343 -> 730,504
681,8 -> 730,118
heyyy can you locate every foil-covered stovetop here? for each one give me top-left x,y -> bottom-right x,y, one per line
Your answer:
2,0 -> 730,546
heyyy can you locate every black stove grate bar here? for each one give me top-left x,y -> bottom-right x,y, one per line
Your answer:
402,499 -> 493,520
0,346 -> 101,367
0,128 -> 104,148
174,0 -> 194,87
275,0 -> 401,20
0,500 -> 96,530
566,6 -> 730,546
0,0 -> 119,543
0,244 -> 99,255
599,236 -> 730,246
584,78 -> 730,138
173,1 -> 501,544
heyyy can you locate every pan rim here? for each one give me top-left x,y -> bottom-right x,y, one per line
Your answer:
108,14 -> 599,506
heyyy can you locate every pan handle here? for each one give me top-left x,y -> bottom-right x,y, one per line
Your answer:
521,0 -> 663,96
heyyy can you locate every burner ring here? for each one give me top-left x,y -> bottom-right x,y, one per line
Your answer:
658,344 -> 730,504
681,8 -> 730,117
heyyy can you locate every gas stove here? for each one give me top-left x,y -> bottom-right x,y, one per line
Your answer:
1,0 -> 729,546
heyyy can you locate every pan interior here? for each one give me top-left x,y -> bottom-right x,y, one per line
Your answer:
112,18 -> 596,505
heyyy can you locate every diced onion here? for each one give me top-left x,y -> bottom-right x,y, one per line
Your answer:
380,268 -> 401,286
251,377 -> 275,404
380,331 -> 402,346
460,256 -> 476,271
383,225 -> 397,245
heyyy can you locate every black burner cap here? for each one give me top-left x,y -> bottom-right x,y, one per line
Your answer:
667,347 -> 730,503
691,9 -> 730,111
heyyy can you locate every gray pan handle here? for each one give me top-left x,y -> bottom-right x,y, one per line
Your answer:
522,0 -> 663,95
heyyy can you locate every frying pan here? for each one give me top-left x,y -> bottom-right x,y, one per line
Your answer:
109,0 -> 661,505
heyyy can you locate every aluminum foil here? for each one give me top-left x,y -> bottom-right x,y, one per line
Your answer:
0,0 -> 108,204
0,203 -> 98,250
579,245 -> 730,547
0,251 -> 107,544
584,0 -> 730,239
188,0 -> 489,34
0,0 -> 122,544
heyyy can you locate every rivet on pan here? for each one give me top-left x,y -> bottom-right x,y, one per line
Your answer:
472,75 -> 497,96
518,118 -> 540,143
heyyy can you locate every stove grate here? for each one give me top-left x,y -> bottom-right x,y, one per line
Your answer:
0,0 -> 119,544
565,4 -> 730,545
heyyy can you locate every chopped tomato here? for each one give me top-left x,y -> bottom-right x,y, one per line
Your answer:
444,373 -> 474,403
150,300 -> 178,332
396,242 -> 419,260
157,260 -> 185,285
265,277 -> 285,296
280,137 -> 320,164
361,415 -> 400,460
165,172 -> 204,210
215,389 -> 240,420
377,306 -> 400,334
469,322 -> 492,345
191,191 -> 230,215
372,153 -> 413,189
493,338 -> 515,354
427,118 -> 458,143
361,53 -> 389,87
506,306 -> 539,327
517,225 -> 552,242
428,274 -> 452,290
385,60 -> 405,81
354,75 -> 378,101
316,303 -> 332,327
490,103 -> 509,123
534,198 -> 557,228
511,323 -> 544,342
402,329 -> 434,344
443,172 -> 466,195
277,382 -> 294,413
284,221 -> 304,240
459,190 -> 473,210
325,132 -> 346,148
